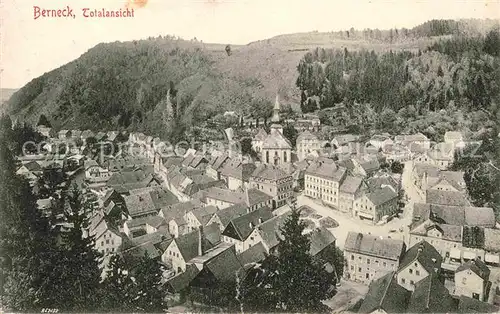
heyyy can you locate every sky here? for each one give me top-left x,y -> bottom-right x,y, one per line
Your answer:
1,0 -> 499,89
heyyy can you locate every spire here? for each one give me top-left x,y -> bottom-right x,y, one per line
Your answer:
271,93 -> 281,123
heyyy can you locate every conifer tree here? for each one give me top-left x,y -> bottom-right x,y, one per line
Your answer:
100,255 -> 136,312
133,252 -> 167,313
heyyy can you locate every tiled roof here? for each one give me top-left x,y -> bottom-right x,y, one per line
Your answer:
398,240 -> 442,274
237,242 -> 268,266
413,163 -> 441,178
257,212 -> 292,251
306,161 -> 346,182
165,264 -> 199,293
221,160 -> 256,181
190,205 -> 219,226
208,154 -> 229,171
203,223 -> 222,246
365,186 -> 398,206
203,246 -> 242,283
205,187 -> 245,204
174,230 -> 204,261
160,200 -> 202,222
212,203 -> 249,229
339,176 -> 363,194
261,128 -> 292,149
246,189 -> 273,207
254,129 -> 268,141
462,226 -> 485,249
456,258 -> 490,280
407,272 -> 457,313
484,228 -> 500,252
297,130 -> 318,142
251,164 -> 291,181
333,134 -> 358,146
358,271 -> 411,314
366,175 -> 400,192
308,227 -> 336,256
223,207 -> 273,241
412,203 -> 495,228
344,232 -> 405,261
457,295 -> 499,313
426,190 -> 471,206
123,192 -> 158,218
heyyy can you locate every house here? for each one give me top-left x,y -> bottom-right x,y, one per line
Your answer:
296,130 -> 320,161
188,243 -> 243,291
182,153 -> 209,171
85,160 -> 111,183
304,159 -> 347,208
204,187 -> 273,211
396,240 -> 442,291
395,133 -> 431,150
338,175 -> 365,214
164,264 -> 200,294
16,161 -> 42,181
107,168 -> 160,195
120,229 -> 172,266
352,157 -> 381,177
454,258 -> 490,301
427,142 -> 456,170
220,159 -> 256,191
344,232 -> 406,284
308,227 -> 337,263
366,173 -> 401,193
159,200 -> 203,238
425,190 -> 471,206
237,242 -> 268,266
206,203 -> 250,231
369,134 -> 394,150
221,206 -> 273,253
456,295 -> 499,313
331,134 -> 359,149
483,228 -> 500,267
184,205 -> 218,233
382,143 -> 411,163
161,224 -> 220,274
246,211 -> 292,254
249,164 -> 294,209
88,213 -> 123,256
353,187 -> 398,224
406,272 -> 458,313
357,271 -> 411,314
123,215 -> 169,238
445,131 -> 466,149
205,154 -> 230,180
124,188 -> 178,220
165,165 -> 225,202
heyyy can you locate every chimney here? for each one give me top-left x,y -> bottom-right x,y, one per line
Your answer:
198,225 -> 204,256
431,258 -> 436,263
245,187 -> 251,208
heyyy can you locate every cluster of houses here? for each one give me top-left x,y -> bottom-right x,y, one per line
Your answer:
345,232 -> 499,313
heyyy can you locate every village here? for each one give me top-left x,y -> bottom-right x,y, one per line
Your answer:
14,95 -> 500,313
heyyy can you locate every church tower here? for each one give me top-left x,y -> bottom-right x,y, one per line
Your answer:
271,94 -> 283,135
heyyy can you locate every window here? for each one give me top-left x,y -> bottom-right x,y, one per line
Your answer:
383,262 -> 387,267
416,270 -> 420,276
462,277 -> 467,285
401,278 -> 406,284
414,263 -> 418,267
350,266 -> 354,271
367,259 -> 370,264
409,269 -> 413,274
106,239 -> 110,244
410,280 -> 414,286
366,273 -> 369,279
358,267 -> 362,272
351,255 -> 354,260
101,241 -> 104,246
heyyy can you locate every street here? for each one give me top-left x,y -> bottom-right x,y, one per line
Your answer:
296,161 -> 423,250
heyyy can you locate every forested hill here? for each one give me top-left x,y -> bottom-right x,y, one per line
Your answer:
5,19 -> 499,141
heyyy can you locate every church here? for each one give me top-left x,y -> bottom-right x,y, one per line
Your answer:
260,95 -> 293,166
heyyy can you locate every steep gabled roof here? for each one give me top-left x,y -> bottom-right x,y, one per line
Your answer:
358,271 -> 411,313
365,186 -> 398,206
407,272 -> 457,313
456,258 -> 490,281
457,295 -> 499,313
398,240 -> 442,274
223,207 -> 273,241
212,203 -> 249,229
426,190 -> 471,207
308,227 -> 336,256
165,264 -> 200,293
251,163 -> 291,181
237,242 -> 268,266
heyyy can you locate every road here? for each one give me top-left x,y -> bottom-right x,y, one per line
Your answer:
296,161 -> 423,250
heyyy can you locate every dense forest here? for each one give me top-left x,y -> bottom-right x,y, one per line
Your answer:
296,28 -> 500,139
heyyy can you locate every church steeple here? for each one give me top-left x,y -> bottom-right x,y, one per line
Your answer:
271,94 -> 281,123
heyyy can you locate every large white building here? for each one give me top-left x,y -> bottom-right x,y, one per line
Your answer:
261,95 -> 292,167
